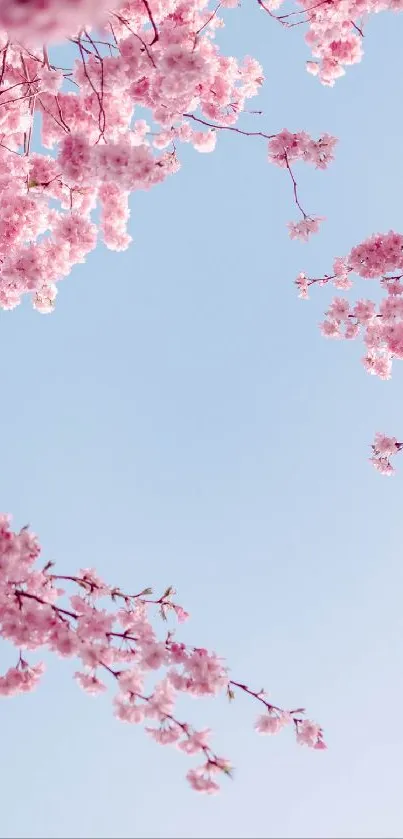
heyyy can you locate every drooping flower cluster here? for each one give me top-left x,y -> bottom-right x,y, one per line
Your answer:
0,514 -> 325,792
370,432 -> 403,475
0,0 -> 335,311
2,0 -> 402,89
267,128 -> 336,238
288,215 -> 324,241
267,128 -> 337,170
296,231 -> 403,472
258,0 -> 402,85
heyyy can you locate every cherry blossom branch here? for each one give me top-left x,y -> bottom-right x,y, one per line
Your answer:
284,152 -> 307,217
141,0 -> 159,44
295,233 -> 403,472
0,0 -> 336,312
110,11 -> 157,65
195,2 -> 222,37
370,434 -> 403,476
183,111 -> 276,141
229,679 -> 284,712
256,0 -> 331,28
0,516 -> 325,792
183,116 -> 331,229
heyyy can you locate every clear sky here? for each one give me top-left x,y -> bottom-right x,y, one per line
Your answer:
1,7 -> 403,838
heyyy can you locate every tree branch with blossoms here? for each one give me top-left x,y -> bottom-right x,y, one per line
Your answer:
0,0 -> 336,313
0,515 -> 325,793
0,0 -> 402,804
256,0 -> 367,86
295,232 -> 403,474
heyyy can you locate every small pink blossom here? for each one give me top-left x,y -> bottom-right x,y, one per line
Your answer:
0,662 -> 44,696
140,643 -> 167,670
370,432 -> 403,476
362,352 -> 392,380
306,61 -> 319,76
38,68 -> 63,94
353,300 -> 376,323
173,605 -> 190,623
370,456 -> 395,476
296,720 -> 323,748
327,297 -> 350,321
146,725 -> 181,745
74,671 -> 107,695
385,279 -> 403,296
373,432 -> 402,458
288,217 -> 324,241
192,130 -> 217,153
117,668 -> 144,695
255,711 -> 292,735
295,272 -> 309,299
320,319 -> 341,339
333,274 -> 353,290
114,697 -> 146,724
179,728 -> 211,754
345,322 -> 360,340
186,767 -> 220,794
78,568 -> 110,595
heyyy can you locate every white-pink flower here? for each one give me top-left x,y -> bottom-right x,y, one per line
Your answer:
74,671 -> 107,695
179,728 -> 211,754
255,711 -> 292,735
295,720 -> 323,748
288,217 -> 324,242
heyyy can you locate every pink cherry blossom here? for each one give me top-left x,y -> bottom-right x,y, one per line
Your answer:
259,0 -> 395,85
0,515 -> 324,792
0,661 -> 44,696
146,725 -> 182,745
353,300 -> 376,323
74,671 -> 107,694
320,320 -> 341,339
369,433 -> 403,475
288,216 -> 324,242
268,131 -> 336,170
370,456 -> 395,476
0,4 -> 337,311
295,272 -> 309,299
1,0 -> 398,802
186,767 -> 220,794
255,711 -> 292,735
178,729 -> 212,754
173,605 -> 190,622
299,231 -> 403,469
327,298 -> 350,322
295,720 -> 325,749
373,432 -> 402,458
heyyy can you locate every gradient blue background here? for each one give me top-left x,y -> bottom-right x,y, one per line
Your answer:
1,7 -> 402,837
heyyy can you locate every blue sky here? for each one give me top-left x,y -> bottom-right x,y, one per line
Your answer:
1,7 -> 403,838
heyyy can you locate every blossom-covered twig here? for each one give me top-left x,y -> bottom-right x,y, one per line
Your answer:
0,515 -> 325,793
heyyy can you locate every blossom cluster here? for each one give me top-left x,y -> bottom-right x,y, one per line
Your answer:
296,231 -> 403,473
0,514 -> 325,792
260,0 -> 401,85
0,0 -> 335,311
370,432 -> 403,475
